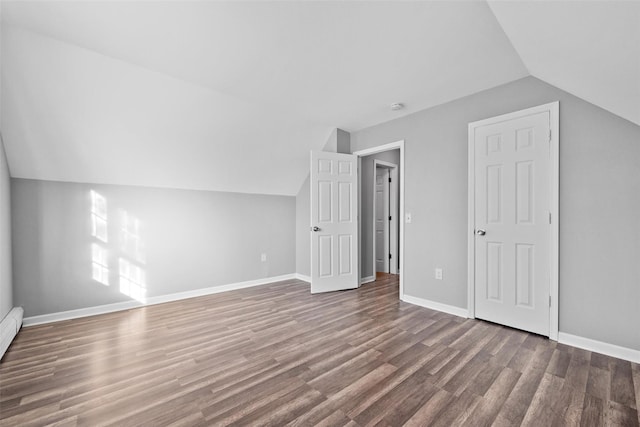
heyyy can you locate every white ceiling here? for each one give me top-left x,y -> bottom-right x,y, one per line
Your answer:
489,0 -> 640,126
0,1 -> 637,196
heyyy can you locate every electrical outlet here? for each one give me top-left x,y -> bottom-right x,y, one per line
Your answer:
435,268 -> 443,280
261,253 -> 267,262
405,213 -> 412,223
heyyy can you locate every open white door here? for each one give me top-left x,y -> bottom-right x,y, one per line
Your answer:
375,167 -> 390,274
310,151 -> 359,293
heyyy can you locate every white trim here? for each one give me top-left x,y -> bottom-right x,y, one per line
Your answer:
360,275 -> 375,285
295,273 -> 311,283
467,122 -> 476,319
357,155 -> 362,286
372,160 -> 397,168
549,102 -> 560,341
467,102 -> 560,340
558,332 -> 640,364
353,141 -> 402,157
354,140 -> 405,300
23,273 -> 297,327
402,294 -> 469,319
373,159 -> 398,276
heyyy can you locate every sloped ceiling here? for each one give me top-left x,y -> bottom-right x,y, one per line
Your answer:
0,1 -> 637,196
489,0 -> 640,126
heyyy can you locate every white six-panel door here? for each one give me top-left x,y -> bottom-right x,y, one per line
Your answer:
472,109 -> 552,336
375,167 -> 390,273
310,151 -> 359,293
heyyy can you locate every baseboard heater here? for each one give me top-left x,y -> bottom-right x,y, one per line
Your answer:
0,307 -> 24,361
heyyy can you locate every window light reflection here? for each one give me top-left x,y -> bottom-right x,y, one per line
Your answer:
119,258 -> 146,303
91,243 -> 109,286
91,190 -> 108,243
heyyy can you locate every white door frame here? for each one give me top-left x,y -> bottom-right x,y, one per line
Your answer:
467,102 -> 559,340
373,160 -> 398,275
354,140 -> 405,299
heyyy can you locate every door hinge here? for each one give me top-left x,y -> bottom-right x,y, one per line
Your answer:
548,129 -> 552,142
549,295 -> 552,307
548,211 -> 552,224
389,254 -> 392,259
389,216 -> 392,221
389,177 -> 392,183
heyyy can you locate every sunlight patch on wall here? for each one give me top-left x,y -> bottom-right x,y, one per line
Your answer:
89,190 -> 149,302
119,258 -> 146,303
90,190 -> 110,286
118,210 -> 147,302
91,190 -> 108,243
120,210 -> 145,263
91,243 -> 109,286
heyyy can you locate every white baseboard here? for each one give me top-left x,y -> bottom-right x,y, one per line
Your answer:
23,273 -> 297,327
401,294 -> 469,318
558,332 -> 640,364
360,276 -> 375,285
295,273 -> 311,283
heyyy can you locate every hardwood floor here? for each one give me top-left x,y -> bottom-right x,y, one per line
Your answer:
1,275 -> 638,426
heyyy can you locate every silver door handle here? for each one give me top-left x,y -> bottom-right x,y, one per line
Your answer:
476,229 -> 486,236
311,226 -> 321,232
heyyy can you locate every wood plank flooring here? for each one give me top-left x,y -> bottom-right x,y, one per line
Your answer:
1,275 -> 638,426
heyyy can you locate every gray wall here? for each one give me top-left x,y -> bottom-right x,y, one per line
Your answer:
12,179 -> 296,317
351,76 -> 640,351
295,176 -> 310,277
0,138 -> 12,320
360,150 -> 400,279
336,129 -> 351,154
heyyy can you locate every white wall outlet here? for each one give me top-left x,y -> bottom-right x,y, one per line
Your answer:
435,268 -> 443,280
261,253 -> 267,262
405,213 -> 412,223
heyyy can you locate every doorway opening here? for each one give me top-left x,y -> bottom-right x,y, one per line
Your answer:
373,160 -> 399,277
353,141 -> 405,299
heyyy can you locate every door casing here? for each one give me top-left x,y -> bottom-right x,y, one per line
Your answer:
467,102 -> 560,340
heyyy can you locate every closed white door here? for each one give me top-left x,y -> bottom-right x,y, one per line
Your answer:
375,168 -> 390,273
310,151 -> 359,293
473,110 -> 551,336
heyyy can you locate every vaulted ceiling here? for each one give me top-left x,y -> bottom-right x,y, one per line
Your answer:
1,1 -> 638,196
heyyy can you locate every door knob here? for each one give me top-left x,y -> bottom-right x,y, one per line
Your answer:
476,229 -> 486,236
311,226 -> 321,232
